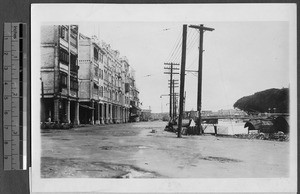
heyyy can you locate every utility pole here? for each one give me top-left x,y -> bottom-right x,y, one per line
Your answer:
168,79 -> 178,119
178,24 -> 187,138
183,91 -> 186,113
189,24 -> 214,134
164,63 -> 179,121
172,79 -> 178,119
173,84 -> 176,119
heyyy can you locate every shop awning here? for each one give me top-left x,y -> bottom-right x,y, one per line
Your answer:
80,104 -> 95,110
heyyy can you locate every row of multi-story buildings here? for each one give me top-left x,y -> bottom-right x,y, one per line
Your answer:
40,25 -> 140,125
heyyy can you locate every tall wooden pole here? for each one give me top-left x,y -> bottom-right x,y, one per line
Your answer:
189,24 -> 214,134
174,96 -> 176,119
177,24 -> 187,138
172,79 -> 175,119
164,63 -> 179,121
197,25 -> 204,134
169,63 -> 173,120
183,91 -> 186,113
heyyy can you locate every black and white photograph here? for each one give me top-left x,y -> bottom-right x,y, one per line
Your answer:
31,4 -> 297,193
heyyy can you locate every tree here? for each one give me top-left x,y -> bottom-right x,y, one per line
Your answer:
233,88 -> 289,114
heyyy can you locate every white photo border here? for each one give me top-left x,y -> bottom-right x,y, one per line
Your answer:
31,3 -> 297,193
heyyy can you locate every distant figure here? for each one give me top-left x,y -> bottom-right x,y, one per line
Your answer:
214,125 -> 218,136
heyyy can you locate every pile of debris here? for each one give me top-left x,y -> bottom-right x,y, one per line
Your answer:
164,119 -> 201,135
233,131 -> 289,141
269,131 -> 289,141
164,120 -> 177,133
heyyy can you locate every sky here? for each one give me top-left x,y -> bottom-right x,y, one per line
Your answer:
79,21 -> 289,113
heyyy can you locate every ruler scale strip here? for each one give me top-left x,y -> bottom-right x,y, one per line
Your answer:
3,23 -> 27,170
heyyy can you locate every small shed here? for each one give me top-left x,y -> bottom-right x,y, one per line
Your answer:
273,116 -> 289,134
244,119 -> 274,134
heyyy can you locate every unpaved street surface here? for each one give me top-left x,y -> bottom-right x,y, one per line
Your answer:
41,121 -> 289,178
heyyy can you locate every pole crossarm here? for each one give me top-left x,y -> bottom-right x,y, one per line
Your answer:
189,25 -> 215,31
164,67 -> 180,70
164,63 -> 180,65
160,94 -> 179,98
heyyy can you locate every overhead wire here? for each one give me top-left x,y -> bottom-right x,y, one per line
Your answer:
168,37 -> 182,63
174,29 -> 198,65
166,30 -> 182,63
164,26 -> 200,113
165,27 -> 200,79
171,30 -> 191,63
186,29 -> 198,53
169,39 -> 182,63
169,28 -> 197,63
185,29 -> 200,71
166,27 -> 198,64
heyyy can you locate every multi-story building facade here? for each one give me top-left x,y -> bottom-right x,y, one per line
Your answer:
127,67 -> 141,122
41,26 -> 140,126
101,41 -> 125,124
40,25 -> 80,124
121,57 -> 141,122
77,34 -> 139,124
77,34 -> 103,124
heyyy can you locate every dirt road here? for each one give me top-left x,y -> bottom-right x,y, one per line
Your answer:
41,121 -> 289,178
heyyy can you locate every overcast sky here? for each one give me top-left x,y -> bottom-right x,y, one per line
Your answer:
79,21 -> 289,113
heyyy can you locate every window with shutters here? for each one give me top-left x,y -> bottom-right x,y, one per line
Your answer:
93,83 -> 99,95
59,48 -> 69,65
94,66 -> 99,77
99,53 -> 103,63
60,72 -> 68,88
70,31 -> 77,47
60,26 -> 69,42
70,76 -> 78,91
70,53 -> 77,72
94,47 -> 99,61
